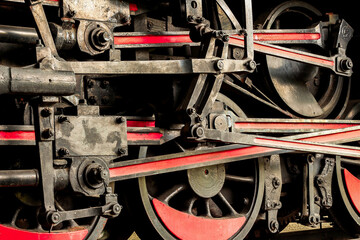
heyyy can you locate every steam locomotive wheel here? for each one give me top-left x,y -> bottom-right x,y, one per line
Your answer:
129,95 -> 264,240
330,158 -> 360,237
260,1 -> 349,118
137,159 -> 263,240
0,186 -> 109,240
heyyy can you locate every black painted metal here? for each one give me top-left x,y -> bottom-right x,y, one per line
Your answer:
0,25 -> 38,45
0,0 -> 359,238
0,169 -> 39,187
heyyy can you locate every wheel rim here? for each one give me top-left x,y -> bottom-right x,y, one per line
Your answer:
0,224 -> 88,240
139,159 -> 264,240
132,94 -> 264,239
330,157 -> 360,236
345,102 -> 360,120
0,185 -> 109,240
343,168 -> 360,214
261,1 -> 348,118
0,196 -> 107,240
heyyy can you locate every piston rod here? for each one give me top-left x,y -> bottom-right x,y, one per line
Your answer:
0,65 -> 76,96
0,24 -> 38,45
0,169 -> 39,187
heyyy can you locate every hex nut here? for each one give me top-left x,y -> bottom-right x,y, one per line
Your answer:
215,60 -> 225,70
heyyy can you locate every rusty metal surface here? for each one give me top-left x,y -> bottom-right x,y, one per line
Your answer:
62,0 -> 129,24
55,116 -> 127,157
0,0 -> 359,238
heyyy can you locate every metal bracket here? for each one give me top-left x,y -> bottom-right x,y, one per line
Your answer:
109,125 -> 360,181
315,157 -> 335,208
185,0 -> 203,21
25,0 -> 58,56
34,98 -> 59,212
179,33 -> 226,128
263,155 -> 282,233
46,187 -> 121,225
302,154 -> 321,226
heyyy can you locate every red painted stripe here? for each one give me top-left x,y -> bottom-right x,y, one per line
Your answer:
152,198 -> 245,240
0,131 -> 35,141
299,129 -> 360,143
229,37 -> 334,67
235,122 -> 358,130
255,42 -> 334,66
0,130 -> 162,143
343,169 -> 360,214
109,129 -> 360,178
253,33 -> 321,41
114,35 -> 193,45
127,132 -> 163,141
127,120 -> 155,127
0,225 -> 88,240
114,32 -> 320,46
129,3 -> 138,12
109,146 -> 275,178
254,137 -> 360,157
113,33 -> 332,67
113,33 -> 333,66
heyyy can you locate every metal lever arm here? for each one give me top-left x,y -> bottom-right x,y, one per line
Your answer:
25,0 -> 58,56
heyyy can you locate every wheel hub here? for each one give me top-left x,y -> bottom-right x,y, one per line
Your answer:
187,164 -> 226,198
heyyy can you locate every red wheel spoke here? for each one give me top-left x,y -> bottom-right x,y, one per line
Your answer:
152,198 -> 246,240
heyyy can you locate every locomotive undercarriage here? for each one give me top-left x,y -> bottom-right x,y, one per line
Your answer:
0,0 -> 360,239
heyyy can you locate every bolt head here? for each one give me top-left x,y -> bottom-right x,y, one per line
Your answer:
116,116 -> 126,124
58,148 -> 69,156
194,126 -> 205,138
87,79 -> 95,88
118,148 -> 127,155
215,60 -> 225,70
340,58 -> 353,71
309,215 -> 319,225
42,129 -> 54,139
196,116 -> 203,123
272,177 -> 281,189
269,220 -> 279,232
308,155 -> 315,163
99,31 -> 110,43
112,204 -> 122,215
187,108 -> 196,115
222,34 -> 230,42
101,170 -> 108,180
101,80 -> 110,89
196,17 -> 205,23
187,15 -> 195,22
58,115 -> 69,123
88,96 -> 97,105
246,60 -> 257,70
41,108 -> 52,118
49,212 -> 61,224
